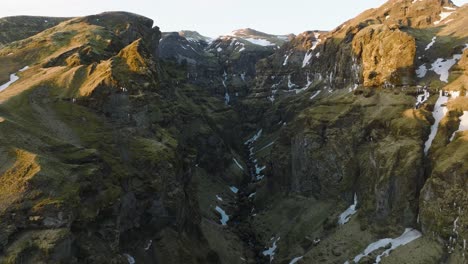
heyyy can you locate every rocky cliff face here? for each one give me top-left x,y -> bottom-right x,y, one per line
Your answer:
0,0 -> 468,263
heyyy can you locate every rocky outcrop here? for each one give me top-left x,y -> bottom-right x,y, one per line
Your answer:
352,24 -> 416,87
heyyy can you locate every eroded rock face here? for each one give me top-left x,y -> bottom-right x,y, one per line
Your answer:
352,24 -> 416,87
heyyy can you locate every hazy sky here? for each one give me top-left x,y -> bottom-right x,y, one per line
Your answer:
1,0 -> 467,37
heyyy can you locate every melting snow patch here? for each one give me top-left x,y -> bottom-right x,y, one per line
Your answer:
216,195 -> 223,201
416,65 -> 428,78
302,51 -> 313,68
0,66 -> 29,92
434,11 -> 454,25
245,129 -> 263,145
430,54 -> 462,83
233,158 -> 244,170
287,75 -> 297,89
283,54 -> 290,66
215,206 -> 229,225
338,193 -> 358,225
415,86 -> 430,108
425,37 -> 437,51
310,90 -> 321,100
123,254 -> 135,264
244,38 -> 275,46
350,228 -> 422,264
248,192 -> 256,198
217,47 -> 223,52
289,256 -> 303,264
263,237 -> 280,263
144,240 -> 153,251
229,186 -> 239,194
450,111 -> 468,141
424,90 -> 449,154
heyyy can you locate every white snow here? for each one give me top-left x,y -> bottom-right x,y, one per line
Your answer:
0,74 -> 20,92
415,87 -> 430,108
289,256 -> 303,264
144,240 -> 153,251
215,206 -> 229,225
241,72 -> 246,81
256,141 -> 275,153
425,37 -> 437,51
338,193 -> 358,225
287,75 -> 297,89
302,33 -> 321,67
450,111 -> 468,141
217,47 -> 223,52
224,92 -> 230,105
263,237 -> 280,262
311,32 -> 321,50
233,158 -> 244,170
229,186 -> 239,193
123,254 -> 136,264
424,90 -> 449,154
0,66 -> 29,92
283,54 -> 290,66
416,65 -> 428,78
351,228 -> 422,264
248,192 -> 256,198
245,129 -> 263,145
430,44 -> 468,82
302,51 -> 314,68
216,195 -> 223,201
310,90 -> 321,100
244,38 -> 275,46
434,11 -> 454,25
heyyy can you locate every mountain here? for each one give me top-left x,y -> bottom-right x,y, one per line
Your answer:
0,16 -> 69,47
0,0 -> 467,263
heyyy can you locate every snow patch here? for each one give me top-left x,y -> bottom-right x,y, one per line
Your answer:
450,111 -> 468,141
244,38 -> 275,46
289,256 -> 303,264
229,186 -> 239,193
415,86 -> 430,108
233,158 -> 244,170
302,51 -> 314,68
338,193 -> 358,225
310,90 -> 321,100
434,11 -> 454,25
287,75 -> 297,89
245,129 -> 263,145
123,254 -> 135,264
416,64 -> 427,78
350,228 -> 422,264
425,37 -> 437,51
283,53 -> 290,66
424,90 -> 449,154
263,237 -> 280,262
215,206 -> 229,225
0,66 -> 29,92
430,53 -> 463,83
216,195 -> 223,201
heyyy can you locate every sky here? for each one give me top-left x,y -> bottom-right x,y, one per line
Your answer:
1,0 -> 467,37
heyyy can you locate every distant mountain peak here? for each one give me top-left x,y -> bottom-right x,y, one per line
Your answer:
178,30 -> 212,43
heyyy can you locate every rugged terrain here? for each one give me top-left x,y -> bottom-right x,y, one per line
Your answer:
0,0 -> 467,263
